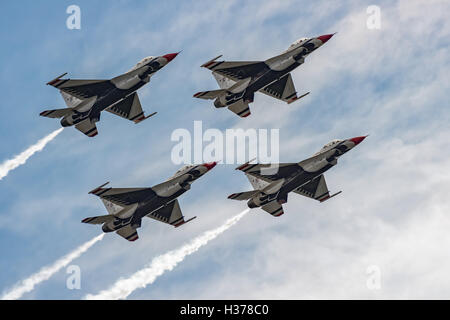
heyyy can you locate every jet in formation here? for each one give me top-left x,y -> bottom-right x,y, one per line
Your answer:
228,136 -> 366,216
194,34 -> 334,118
82,162 -> 216,241
40,53 -> 179,137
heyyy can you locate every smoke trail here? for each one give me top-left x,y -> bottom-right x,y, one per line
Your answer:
0,128 -> 64,181
85,209 -> 249,300
1,234 -> 104,300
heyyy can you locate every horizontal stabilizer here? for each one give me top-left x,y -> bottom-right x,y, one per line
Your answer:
228,100 -> 251,118
39,108 -> 72,119
81,214 -> 114,225
193,89 -> 226,100
116,225 -> 139,242
228,190 -> 260,201
75,118 -> 98,137
261,201 -> 284,217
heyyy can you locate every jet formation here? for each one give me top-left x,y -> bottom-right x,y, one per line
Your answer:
40,53 -> 179,137
35,33 -> 367,241
194,34 -> 334,117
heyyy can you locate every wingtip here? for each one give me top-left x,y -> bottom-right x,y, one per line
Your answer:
201,54 -> 223,68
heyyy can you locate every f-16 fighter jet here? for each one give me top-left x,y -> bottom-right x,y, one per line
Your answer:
228,136 -> 366,216
194,34 -> 334,118
82,162 -> 216,241
40,53 -> 179,137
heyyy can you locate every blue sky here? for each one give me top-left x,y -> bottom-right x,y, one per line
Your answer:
1,0 -> 450,299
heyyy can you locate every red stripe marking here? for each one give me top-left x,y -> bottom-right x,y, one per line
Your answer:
203,61 -> 215,68
47,79 -> 60,86
237,163 -> 249,170
174,221 -> 185,227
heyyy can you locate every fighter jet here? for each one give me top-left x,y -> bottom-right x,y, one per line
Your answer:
194,34 -> 334,117
228,136 -> 366,216
40,53 -> 179,137
82,162 -> 216,241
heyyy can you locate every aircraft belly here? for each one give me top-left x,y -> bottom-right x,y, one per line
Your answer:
135,190 -> 185,220
95,85 -> 143,113
283,165 -> 333,195
248,67 -> 298,96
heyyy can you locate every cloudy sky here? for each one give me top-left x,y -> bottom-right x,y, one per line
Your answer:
0,0 -> 449,299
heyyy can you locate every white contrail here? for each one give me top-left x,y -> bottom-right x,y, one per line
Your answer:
85,209 -> 250,300
0,128 -> 64,181
1,234 -> 104,300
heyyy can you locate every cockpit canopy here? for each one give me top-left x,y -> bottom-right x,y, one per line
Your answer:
314,139 -> 343,156
128,56 -> 154,72
168,164 -> 195,180
287,37 -> 309,51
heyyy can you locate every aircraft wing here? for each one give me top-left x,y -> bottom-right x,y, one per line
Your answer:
116,225 -> 139,242
40,108 -> 72,118
81,214 -> 114,225
47,75 -> 114,100
261,200 -> 284,217
236,162 -> 301,183
106,92 -> 156,124
193,89 -> 227,100
75,118 -> 98,137
293,175 -> 342,202
228,100 -> 251,118
146,199 -> 196,228
259,73 -> 310,104
201,57 -> 266,82
89,183 -> 153,207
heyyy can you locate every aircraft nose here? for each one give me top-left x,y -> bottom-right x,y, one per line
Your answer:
317,33 -> 335,43
202,161 -> 217,171
162,52 -> 179,62
349,135 -> 367,146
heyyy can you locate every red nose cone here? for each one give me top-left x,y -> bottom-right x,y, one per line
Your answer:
162,52 -> 179,62
203,162 -> 217,171
349,136 -> 367,146
317,34 -> 334,43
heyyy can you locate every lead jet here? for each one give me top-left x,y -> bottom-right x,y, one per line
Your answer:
40,53 -> 179,137
82,162 -> 216,241
228,136 -> 366,216
194,34 -> 334,118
